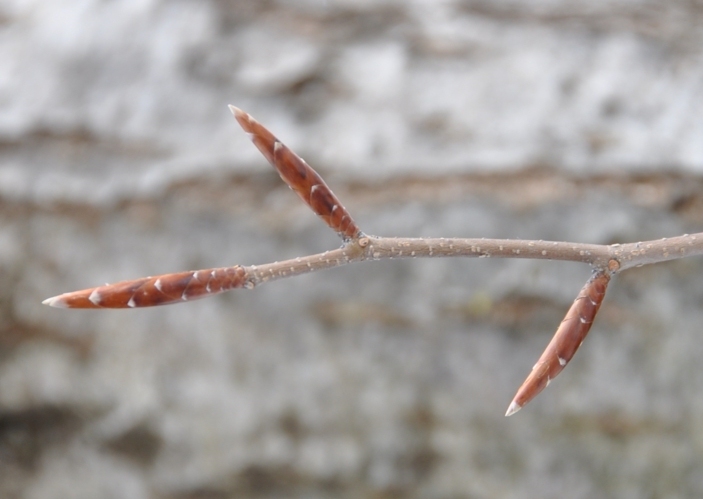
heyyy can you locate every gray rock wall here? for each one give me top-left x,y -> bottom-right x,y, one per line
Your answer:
2,1 -> 703,497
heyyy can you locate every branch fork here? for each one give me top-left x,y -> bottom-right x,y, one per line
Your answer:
43,106 -> 703,416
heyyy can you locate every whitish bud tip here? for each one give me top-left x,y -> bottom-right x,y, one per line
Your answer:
42,295 -> 68,308
228,105 -> 244,118
505,401 -> 522,417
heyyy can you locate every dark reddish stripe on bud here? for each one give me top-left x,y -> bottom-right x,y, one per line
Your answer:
230,106 -> 362,241
43,266 -> 249,309
506,271 -> 610,416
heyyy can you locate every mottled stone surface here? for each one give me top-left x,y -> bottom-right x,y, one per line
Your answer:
2,0 -> 703,497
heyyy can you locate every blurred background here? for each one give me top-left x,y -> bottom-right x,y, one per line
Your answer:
2,0 -> 703,497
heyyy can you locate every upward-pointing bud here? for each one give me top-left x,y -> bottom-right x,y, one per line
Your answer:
229,106 -> 363,242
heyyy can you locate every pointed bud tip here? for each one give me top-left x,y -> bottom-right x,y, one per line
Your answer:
505,401 -> 522,417
228,105 -> 244,118
42,295 -> 69,308
228,105 -> 255,133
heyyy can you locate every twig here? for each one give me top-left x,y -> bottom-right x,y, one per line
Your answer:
42,106 -> 703,416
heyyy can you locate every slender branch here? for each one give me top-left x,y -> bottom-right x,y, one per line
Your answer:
245,237 -> 613,287
41,105 -> 703,417
612,234 -> 703,271
249,234 -> 703,285
367,237 -> 610,265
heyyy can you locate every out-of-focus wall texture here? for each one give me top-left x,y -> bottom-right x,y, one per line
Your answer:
2,1 -> 703,497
